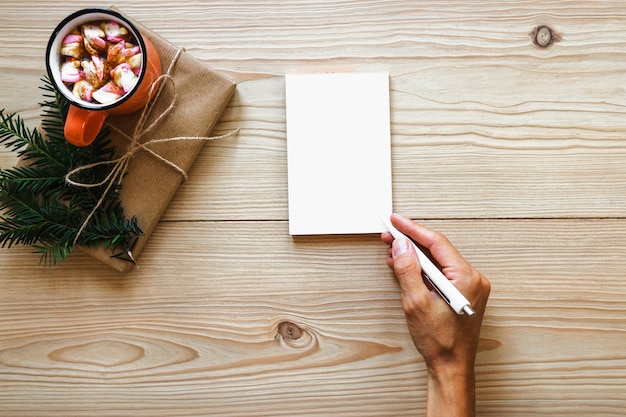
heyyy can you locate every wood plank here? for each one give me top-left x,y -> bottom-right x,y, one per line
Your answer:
4,1 -> 626,219
1,219 -> 624,416
4,73 -> 626,220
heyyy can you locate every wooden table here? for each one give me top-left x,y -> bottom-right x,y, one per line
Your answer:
1,1 -> 625,416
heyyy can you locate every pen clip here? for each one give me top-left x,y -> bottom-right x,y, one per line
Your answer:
422,272 -> 451,304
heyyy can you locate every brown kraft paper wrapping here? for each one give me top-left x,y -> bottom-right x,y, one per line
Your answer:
77,11 -> 236,272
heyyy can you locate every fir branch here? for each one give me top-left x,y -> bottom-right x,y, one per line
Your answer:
0,190 -> 71,248
0,109 -> 67,170
33,241 -> 73,267
0,165 -> 66,197
0,77 -> 143,266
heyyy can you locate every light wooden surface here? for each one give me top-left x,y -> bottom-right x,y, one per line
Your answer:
1,1 -> 625,416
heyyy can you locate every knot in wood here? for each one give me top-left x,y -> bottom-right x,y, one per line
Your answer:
277,321 -> 302,340
532,25 -> 559,48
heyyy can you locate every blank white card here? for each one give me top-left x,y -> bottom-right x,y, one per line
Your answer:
285,73 -> 392,235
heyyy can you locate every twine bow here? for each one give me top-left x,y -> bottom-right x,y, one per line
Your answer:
65,48 -> 238,248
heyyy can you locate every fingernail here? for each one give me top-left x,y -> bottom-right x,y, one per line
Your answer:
392,237 -> 410,257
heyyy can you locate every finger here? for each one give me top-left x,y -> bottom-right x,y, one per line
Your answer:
385,255 -> 394,270
390,213 -> 466,268
381,231 -> 394,245
391,236 -> 429,298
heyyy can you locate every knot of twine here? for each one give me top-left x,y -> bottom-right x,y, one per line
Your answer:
65,48 -> 238,247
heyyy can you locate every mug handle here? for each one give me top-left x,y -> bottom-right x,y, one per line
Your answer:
64,105 -> 108,147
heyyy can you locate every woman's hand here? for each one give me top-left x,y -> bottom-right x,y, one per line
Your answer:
382,213 -> 491,417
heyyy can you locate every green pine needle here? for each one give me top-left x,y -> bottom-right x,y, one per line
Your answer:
0,77 -> 143,266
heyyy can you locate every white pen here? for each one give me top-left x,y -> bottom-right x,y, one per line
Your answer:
380,214 -> 475,316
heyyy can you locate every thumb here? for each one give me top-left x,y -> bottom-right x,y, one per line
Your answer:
392,237 -> 427,297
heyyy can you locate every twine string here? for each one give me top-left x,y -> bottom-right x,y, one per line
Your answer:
65,48 -> 238,247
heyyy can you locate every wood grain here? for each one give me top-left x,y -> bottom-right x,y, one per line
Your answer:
1,220 -> 625,416
1,1 -> 625,416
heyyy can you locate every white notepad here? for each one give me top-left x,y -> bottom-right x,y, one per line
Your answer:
285,72 -> 393,235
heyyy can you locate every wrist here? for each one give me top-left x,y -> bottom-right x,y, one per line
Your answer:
426,362 -> 476,417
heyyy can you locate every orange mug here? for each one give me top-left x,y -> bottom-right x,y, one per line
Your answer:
46,8 -> 162,147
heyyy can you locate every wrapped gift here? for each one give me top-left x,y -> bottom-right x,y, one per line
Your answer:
75,10 -> 236,272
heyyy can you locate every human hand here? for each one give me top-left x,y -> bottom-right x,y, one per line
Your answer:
381,213 -> 490,416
